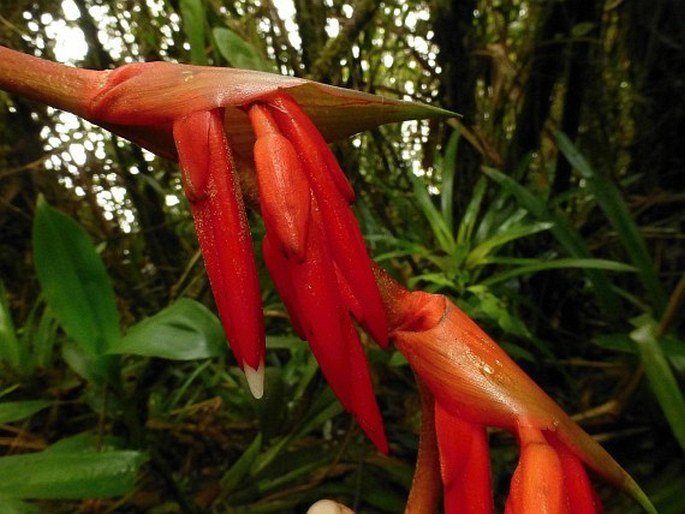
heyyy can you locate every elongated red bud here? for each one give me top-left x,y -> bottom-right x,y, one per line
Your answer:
547,432 -> 601,514
505,426 -> 566,514
342,309 -> 388,453
405,380 -> 442,514
249,104 -> 311,261
262,234 -> 308,340
434,402 -> 493,514
268,92 -> 356,203
278,202 -> 386,452
173,109 -> 265,396
283,204 -> 353,410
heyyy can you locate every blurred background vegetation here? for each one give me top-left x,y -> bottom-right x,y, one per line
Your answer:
0,0 -> 683,512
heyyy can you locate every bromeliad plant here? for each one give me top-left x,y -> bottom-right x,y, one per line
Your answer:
0,45 -> 657,513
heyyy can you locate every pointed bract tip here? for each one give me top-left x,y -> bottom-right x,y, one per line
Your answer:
244,361 -> 265,399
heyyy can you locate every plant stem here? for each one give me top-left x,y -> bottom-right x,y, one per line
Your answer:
0,45 -> 100,117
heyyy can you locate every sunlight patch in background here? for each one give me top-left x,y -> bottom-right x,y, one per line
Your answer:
19,0 -> 441,231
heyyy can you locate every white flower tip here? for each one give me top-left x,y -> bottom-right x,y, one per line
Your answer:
243,361 -> 264,399
307,500 -> 354,514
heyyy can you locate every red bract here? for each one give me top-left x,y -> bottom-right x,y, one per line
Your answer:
374,267 -> 654,513
173,109 -> 265,394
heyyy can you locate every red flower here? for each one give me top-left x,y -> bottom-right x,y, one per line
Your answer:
168,92 -> 391,449
0,46 -> 657,511
1,45 -> 416,451
375,267 -> 654,513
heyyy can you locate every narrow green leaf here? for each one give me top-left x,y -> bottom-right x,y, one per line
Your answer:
440,129 -> 460,233
631,315 -> 685,451
0,281 -> 21,370
466,221 -> 553,267
481,257 -> 636,287
43,432 -> 128,454
32,196 -> 120,357
456,176 -> 487,246
0,450 -> 147,499
24,305 -> 58,371
61,342 -> 116,384
221,434 -> 262,492
482,165 -> 622,320
411,175 -> 456,255
593,333 -> 634,353
555,131 -> 667,314
213,27 -> 274,72
252,389 -> 342,477
180,0 -> 207,65
111,298 -> 226,360
0,400 -> 51,424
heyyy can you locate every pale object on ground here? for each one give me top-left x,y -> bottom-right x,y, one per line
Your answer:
307,499 -> 355,514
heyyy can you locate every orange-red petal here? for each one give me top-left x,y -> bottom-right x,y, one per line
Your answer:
173,109 -> 265,372
252,130 -> 311,261
434,402 -> 493,514
505,426 -> 566,514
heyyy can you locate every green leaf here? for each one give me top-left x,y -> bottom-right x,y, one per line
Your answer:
61,342 -> 115,385
466,221 -> 553,267
180,0 -> 207,65
221,434 -> 262,493
593,333 -> 634,353
571,21 -> 595,37
43,432 -> 127,454
0,400 -> 51,424
110,298 -> 226,360
22,304 -> 58,371
467,285 -> 532,340
0,281 -> 21,371
411,175 -> 456,255
32,196 -> 120,358
456,176 -> 487,247
555,131 -> 667,314
0,496 -> 41,514
440,129 -> 460,234
0,449 -> 147,499
481,257 -> 636,287
631,315 -> 685,451
213,27 -> 274,72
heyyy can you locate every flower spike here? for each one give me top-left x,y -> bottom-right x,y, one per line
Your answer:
173,109 -> 265,396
